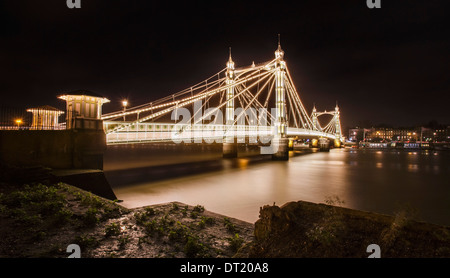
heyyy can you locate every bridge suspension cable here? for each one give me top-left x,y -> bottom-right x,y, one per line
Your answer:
101,50 -> 343,144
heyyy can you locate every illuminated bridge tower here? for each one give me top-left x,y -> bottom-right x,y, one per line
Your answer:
223,48 -> 238,158
311,105 -> 319,131
333,104 -> 343,147
272,38 -> 289,160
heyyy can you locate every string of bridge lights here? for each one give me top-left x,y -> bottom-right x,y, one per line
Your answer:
101,47 -> 341,140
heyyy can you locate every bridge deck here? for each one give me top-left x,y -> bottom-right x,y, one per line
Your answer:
104,122 -> 337,145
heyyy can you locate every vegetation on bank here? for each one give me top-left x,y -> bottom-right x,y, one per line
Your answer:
130,202 -> 249,257
1,164 -> 450,258
0,180 -> 253,258
0,182 -> 126,257
238,197 -> 450,258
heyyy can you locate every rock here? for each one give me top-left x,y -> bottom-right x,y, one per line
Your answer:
248,200 -> 450,258
254,203 -> 292,241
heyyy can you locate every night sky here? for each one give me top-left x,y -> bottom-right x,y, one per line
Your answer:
1,0 -> 449,129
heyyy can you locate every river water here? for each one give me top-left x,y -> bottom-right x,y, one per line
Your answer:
103,144 -> 450,226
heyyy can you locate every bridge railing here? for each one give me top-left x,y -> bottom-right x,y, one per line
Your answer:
287,128 -> 337,140
103,121 -> 339,144
104,121 -> 274,144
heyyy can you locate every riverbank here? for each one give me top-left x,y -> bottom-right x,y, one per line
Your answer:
0,180 -> 254,258
237,200 -> 450,258
1,179 -> 450,258
1,163 -> 450,258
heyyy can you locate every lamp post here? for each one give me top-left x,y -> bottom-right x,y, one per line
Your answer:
122,100 -> 128,121
15,119 -> 22,130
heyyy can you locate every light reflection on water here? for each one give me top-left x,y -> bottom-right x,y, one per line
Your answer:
104,146 -> 450,226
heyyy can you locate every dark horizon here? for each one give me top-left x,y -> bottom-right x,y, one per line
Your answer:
1,0 -> 449,129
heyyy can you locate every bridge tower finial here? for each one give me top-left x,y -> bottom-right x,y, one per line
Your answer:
275,34 -> 284,59
226,47 -> 235,71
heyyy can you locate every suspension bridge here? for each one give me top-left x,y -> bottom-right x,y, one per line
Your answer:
101,41 -> 343,160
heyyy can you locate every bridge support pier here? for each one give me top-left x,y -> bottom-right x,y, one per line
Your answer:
272,137 -> 289,161
319,138 -> 330,152
223,141 -> 238,158
333,139 -> 342,148
288,138 -> 294,151
310,138 -> 318,148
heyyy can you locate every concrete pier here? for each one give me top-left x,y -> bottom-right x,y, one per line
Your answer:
0,129 -> 106,170
272,137 -> 289,161
223,141 -> 238,158
318,138 -> 330,152
51,169 -> 117,200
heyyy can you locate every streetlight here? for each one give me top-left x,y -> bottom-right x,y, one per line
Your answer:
122,100 -> 128,121
15,119 -> 22,129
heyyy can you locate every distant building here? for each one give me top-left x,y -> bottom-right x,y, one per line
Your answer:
434,127 -> 448,142
420,126 -> 450,142
392,128 -> 419,142
26,105 -> 64,130
349,125 -> 450,143
348,128 -> 372,142
371,127 -> 394,142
